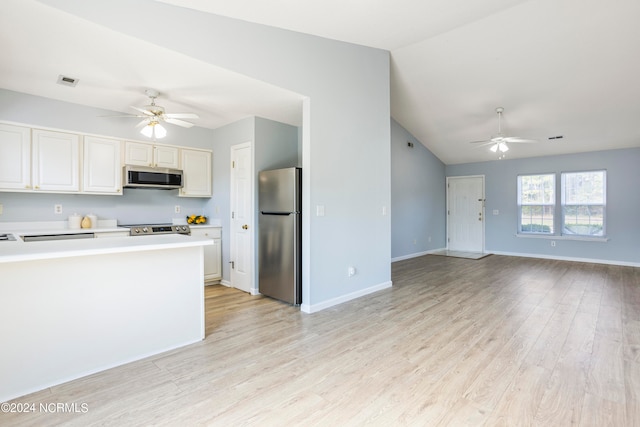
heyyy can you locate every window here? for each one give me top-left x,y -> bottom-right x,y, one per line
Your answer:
561,170 -> 606,237
518,174 -> 555,234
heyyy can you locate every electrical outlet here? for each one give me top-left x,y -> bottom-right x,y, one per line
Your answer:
551,240 -> 556,247
54,204 -> 62,214
174,205 -> 181,214
348,266 -> 356,277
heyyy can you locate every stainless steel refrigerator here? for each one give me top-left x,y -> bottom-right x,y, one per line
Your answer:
258,167 -> 302,305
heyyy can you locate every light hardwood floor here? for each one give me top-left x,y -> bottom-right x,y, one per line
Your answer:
4,255 -> 640,426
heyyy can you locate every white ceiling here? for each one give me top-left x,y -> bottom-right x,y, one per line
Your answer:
2,0 -> 640,164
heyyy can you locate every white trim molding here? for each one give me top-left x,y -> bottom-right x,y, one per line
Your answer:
391,248 -> 447,263
300,280 -> 393,314
490,250 -> 640,268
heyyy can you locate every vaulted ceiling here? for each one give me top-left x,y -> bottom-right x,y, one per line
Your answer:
2,0 -> 639,164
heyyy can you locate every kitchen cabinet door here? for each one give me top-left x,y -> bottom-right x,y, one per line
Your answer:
155,145 -> 179,168
32,129 -> 80,192
0,124 -> 31,190
83,136 -> 122,194
179,149 -> 212,197
190,227 -> 222,282
124,141 -> 153,166
125,141 -> 179,168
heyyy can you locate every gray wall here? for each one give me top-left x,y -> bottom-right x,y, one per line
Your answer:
446,148 -> 640,265
41,0 -> 392,309
391,118 -> 446,260
8,0 -> 392,310
208,116 -> 299,286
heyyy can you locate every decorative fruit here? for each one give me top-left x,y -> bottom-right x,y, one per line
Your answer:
187,215 -> 207,225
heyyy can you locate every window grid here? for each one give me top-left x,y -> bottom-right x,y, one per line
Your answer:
561,171 -> 606,237
517,174 -> 555,234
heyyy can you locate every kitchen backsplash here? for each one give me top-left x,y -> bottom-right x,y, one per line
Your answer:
0,189 -> 210,225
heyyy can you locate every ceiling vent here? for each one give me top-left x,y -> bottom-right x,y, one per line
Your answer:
57,75 -> 79,87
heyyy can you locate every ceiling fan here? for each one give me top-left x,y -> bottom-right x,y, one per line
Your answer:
470,107 -> 537,157
110,89 -> 199,139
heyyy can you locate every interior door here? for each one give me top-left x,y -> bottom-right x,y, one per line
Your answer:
230,142 -> 254,294
447,175 -> 485,252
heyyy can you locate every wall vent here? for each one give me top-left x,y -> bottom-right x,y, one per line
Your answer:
548,135 -> 564,140
57,75 -> 79,87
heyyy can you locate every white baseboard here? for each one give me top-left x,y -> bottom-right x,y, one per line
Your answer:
220,280 -> 231,287
391,248 -> 446,263
300,280 -> 393,314
490,250 -> 640,268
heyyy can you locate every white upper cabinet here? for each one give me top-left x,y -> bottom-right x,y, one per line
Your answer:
83,136 -> 122,194
125,141 -> 179,169
0,124 -> 31,190
31,129 -> 80,192
155,145 -> 179,169
180,149 -> 212,198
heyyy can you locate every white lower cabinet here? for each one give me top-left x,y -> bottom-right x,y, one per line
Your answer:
190,226 -> 222,283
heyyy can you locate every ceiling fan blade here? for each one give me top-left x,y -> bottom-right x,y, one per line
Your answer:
98,114 -> 140,118
504,137 -> 538,143
131,106 -> 155,116
136,118 -> 150,128
164,113 -> 199,119
469,139 -> 492,144
164,118 -> 195,128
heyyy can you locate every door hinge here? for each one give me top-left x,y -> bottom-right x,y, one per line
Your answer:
232,161 -> 235,168
232,211 -> 235,219
447,210 -> 450,215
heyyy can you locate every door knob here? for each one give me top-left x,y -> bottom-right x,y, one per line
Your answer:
242,224 -> 249,230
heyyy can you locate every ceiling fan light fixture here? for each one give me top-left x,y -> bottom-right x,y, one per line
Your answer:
490,143 -> 499,153
154,123 -> 167,138
498,142 -> 509,152
140,121 -> 167,139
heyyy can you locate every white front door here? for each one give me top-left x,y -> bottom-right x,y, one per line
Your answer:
447,175 -> 485,252
230,142 -> 254,294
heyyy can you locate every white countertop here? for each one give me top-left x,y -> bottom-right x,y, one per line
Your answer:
0,220 -> 127,237
0,223 -> 213,264
0,234 -> 213,264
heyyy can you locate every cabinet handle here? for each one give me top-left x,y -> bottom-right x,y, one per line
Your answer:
34,185 -> 40,190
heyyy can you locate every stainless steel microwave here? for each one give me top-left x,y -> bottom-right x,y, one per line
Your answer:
123,165 -> 183,189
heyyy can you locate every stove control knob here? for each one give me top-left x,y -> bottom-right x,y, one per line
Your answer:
142,227 -> 148,233
134,228 -> 140,233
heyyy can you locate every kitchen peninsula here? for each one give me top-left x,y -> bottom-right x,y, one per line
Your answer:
0,225 -> 212,402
